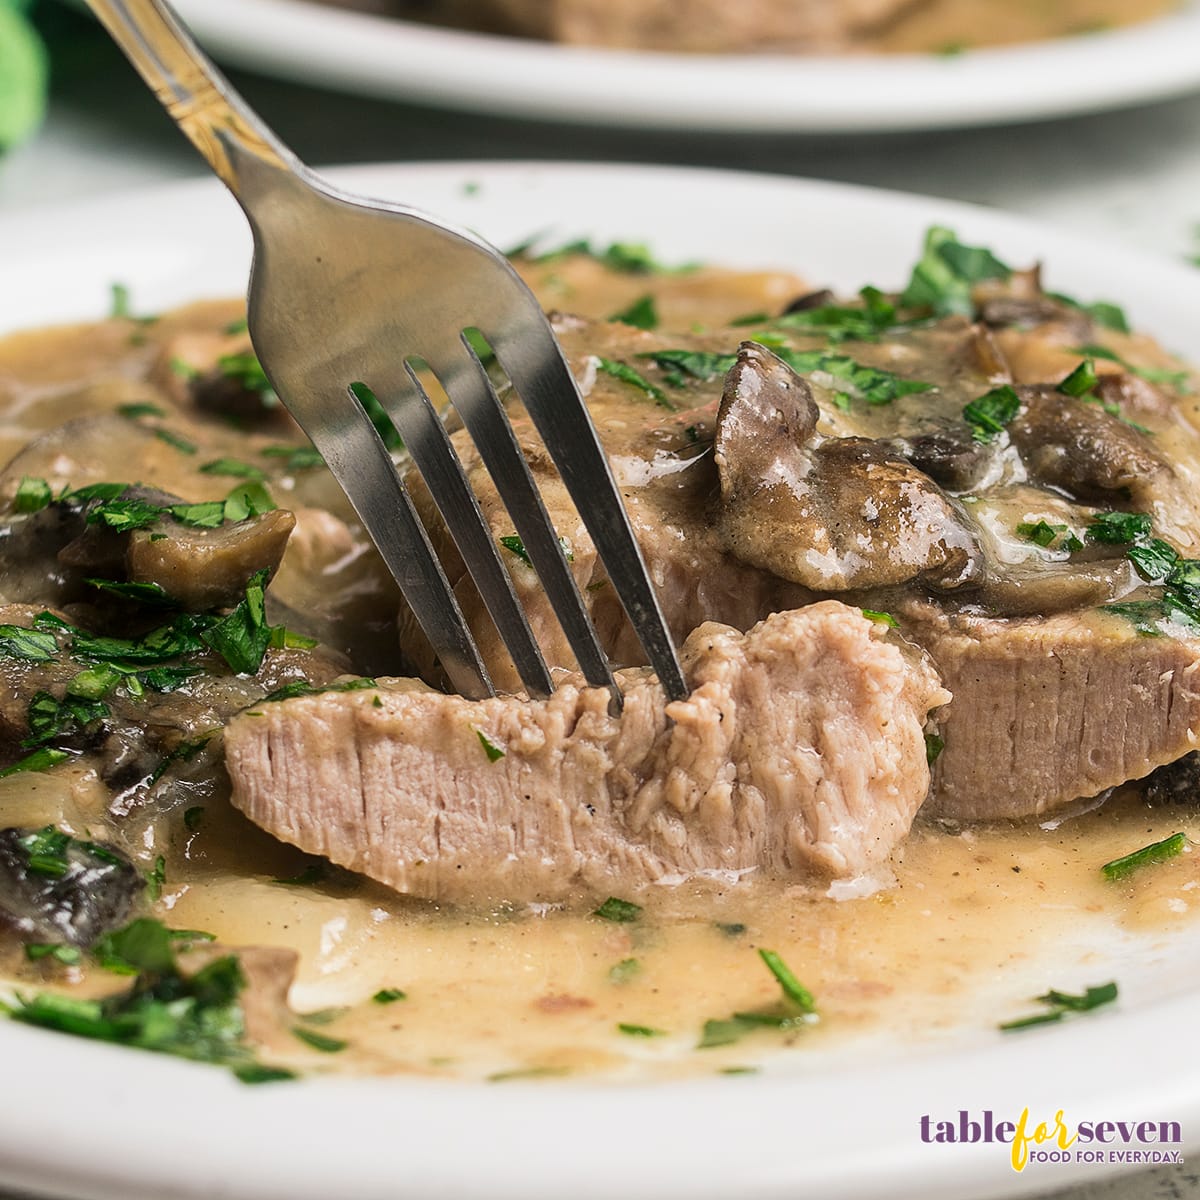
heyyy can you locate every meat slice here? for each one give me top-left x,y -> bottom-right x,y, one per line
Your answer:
913,606 -> 1200,820
226,603 -> 948,904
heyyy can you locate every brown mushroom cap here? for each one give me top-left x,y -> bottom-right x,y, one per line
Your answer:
713,341 -> 984,592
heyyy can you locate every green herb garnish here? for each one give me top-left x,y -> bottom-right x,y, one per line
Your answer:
593,897 -> 642,923
617,1023 -> 666,1037
900,226 -> 1011,318
1101,832 -> 1187,881
925,733 -> 945,765
1087,511 -> 1152,545
292,1026 -> 347,1053
13,475 -> 51,514
609,294 -> 658,330
608,958 -> 642,984
0,748 -> 70,779
372,988 -> 407,1004
1074,344 -> 1190,391
962,385 -> 1021,442
595,357 -> 673,409
475,728 -> 505,762
1000,981 -> 1118,1031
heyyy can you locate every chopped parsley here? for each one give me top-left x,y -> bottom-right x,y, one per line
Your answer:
109,282 -> 132,319
0,748 -> 70,778
925,733 -> 945,765
25,943 -> 82,966
84,579 -> 173,606
773,286 -> 906,342
1057,358 -> 1100,398
475,728 -> 506,762
608,294 -> 658,330
860,609 -> 898,628
608,958 -> 641,984
146,855 -> 167,901
217,351 -> 277,404
999,982 -> 1118,1032
634,346 -> 930,407
498,534 -> 532,566
261,444 -> 325,471
372,988 -> 407,1004
520,238 -> 676,275
23,690 -> 108,748
1016,521 -> 1083,553
595,357 -> 673,409
199,458 -> 266,481
592,896 -> 642,923
1128,539 -> 1180,583
1087,511 -> 1152,545
0,624 -> 58,662
117,402 -> 167,420
1046,293 -> 1129,333
698,949 -> 818,1049
1101,832 -> 1187,881
900,226 -> 1011,318
3,917 -> 292,1082
263,677 -> 378,703
153,427 -> 197,456
1074,343 -> 1190,392
962,385 -> 1021,442
617,1023 -> 665,1037
291,1026 -> 347,1053
200,568 -> 272,675
13,475 -> 51,513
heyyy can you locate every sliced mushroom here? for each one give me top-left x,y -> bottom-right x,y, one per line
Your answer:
0,826 -> 143,947
1007,384 -> 1170,504
1143,751 -> 1200,807
885,427 -> 998,492
713,342 -> 984,592
127,509 -> 295,611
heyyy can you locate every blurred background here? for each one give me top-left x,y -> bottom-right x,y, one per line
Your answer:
0,0 -> 1198,264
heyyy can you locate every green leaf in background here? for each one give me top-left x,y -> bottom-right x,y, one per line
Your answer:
0,0 -> 48,152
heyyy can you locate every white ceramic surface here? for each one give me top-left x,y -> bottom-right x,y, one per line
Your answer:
0,163 -> 1198,1200
161,0 -> 1200,133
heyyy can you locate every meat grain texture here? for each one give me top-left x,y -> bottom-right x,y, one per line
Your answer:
227,604 -> 948,903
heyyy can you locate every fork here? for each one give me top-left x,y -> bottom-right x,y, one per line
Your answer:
85,0 -> 686,706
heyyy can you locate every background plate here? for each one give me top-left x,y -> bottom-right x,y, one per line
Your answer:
0,163 -> 1198,1200
161,0 -> 1200,132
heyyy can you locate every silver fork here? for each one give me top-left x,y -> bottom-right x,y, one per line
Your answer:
85,0 -> 686,705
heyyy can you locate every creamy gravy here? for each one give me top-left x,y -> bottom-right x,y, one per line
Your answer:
0,255 -> 1198,1082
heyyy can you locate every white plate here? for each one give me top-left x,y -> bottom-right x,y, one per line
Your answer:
1,163 -> 1199,1200
163,0 -> 1200,132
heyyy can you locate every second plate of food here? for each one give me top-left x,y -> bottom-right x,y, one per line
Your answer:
165,0 -> 1200,132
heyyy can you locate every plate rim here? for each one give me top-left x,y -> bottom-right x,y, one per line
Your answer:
0,161 -> 1198,1200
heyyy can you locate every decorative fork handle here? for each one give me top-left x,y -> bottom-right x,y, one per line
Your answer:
83,0 -> 293,196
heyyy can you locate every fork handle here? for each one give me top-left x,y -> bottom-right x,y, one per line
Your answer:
83,0 -> 293,195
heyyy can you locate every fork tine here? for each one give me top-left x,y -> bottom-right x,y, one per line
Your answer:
365,366 -> 555,699
424,335 -> 620,705
488,323 -> 689,702
296,388 -> 496,701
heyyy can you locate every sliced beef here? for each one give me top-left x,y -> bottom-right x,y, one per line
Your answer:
910,605 -> 1200,820
226,603 -> 948,903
